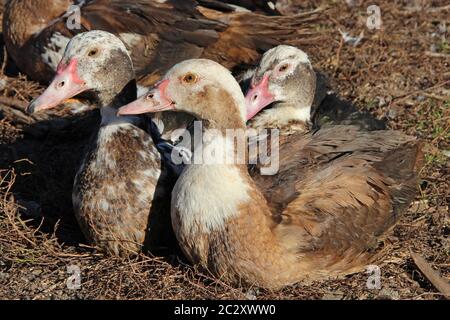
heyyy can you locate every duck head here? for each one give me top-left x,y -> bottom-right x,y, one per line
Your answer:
245,45 -> 316,124
27,30 -> 135,113
118,59 -> 246,130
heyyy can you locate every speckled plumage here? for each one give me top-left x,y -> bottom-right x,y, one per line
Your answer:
73,123 -> 173,255
28,31 -> 178,256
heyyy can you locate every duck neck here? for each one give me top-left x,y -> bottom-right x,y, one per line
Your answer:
175,127 -> 270,235
173,125 -> 298,287
249,100 -> 311,133
190,121 -> 248,166
99,79 -> 142,127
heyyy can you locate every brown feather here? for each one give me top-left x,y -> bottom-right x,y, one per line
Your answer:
3,0 -> 324,84
250,125 -> 423,278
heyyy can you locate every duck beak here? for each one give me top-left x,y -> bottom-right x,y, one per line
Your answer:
27,59 -> 87,114
244,74 -> 275,121
118,79 -> 175,115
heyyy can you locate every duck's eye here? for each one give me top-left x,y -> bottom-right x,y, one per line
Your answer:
182,73 -> 198,84
146,93 -> 154,100
88,48 -> 99,57
278,64 -> 289,72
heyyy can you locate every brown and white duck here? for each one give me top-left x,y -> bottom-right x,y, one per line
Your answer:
27,30 -> 177,256
118,59 -> 423,289
242,46 -> 390,208
3,0 -> 321,84
244,45 -> 386,133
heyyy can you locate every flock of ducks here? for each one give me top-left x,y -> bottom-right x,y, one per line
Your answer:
4,0 -> 423,289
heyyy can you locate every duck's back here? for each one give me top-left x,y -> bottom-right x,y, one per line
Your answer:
4,0 -> 323,84
310,71 -> 387,131
4,0 -> 214,83
251,126 -> 423,278
312,94 -> 387,131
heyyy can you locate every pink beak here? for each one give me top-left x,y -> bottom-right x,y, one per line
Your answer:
118,79 -> 175,115
244,74 -> 275,121
27,59 -> 86,114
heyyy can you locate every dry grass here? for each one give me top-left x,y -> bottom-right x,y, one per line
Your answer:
0,0 -> 448,300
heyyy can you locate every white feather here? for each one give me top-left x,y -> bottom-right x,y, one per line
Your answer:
41,32 -> 70,70
172,135 -> 250,233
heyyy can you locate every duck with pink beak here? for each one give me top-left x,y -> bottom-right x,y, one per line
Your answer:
27,59 -> 87,113
244,45 -> 386,132
244,45 -> 316,130
27,30 -> 179,256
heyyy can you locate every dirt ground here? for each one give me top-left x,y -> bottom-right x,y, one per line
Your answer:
0,0 -> 448,300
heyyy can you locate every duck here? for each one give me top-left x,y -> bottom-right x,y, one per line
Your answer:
26,30 -> 178,256
241,45 -> 390,214
244,45 -> 386,133
117,59 -> 423,289
3,0 -> 322,84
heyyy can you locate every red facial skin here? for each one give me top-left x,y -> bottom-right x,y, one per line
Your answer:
27,58 -> 87,113
244,73 -> 275,121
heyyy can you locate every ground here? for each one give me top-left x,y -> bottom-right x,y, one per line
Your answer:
0,0 -> 448,300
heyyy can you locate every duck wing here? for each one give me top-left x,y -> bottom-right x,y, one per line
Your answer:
252,126 -> 423,275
